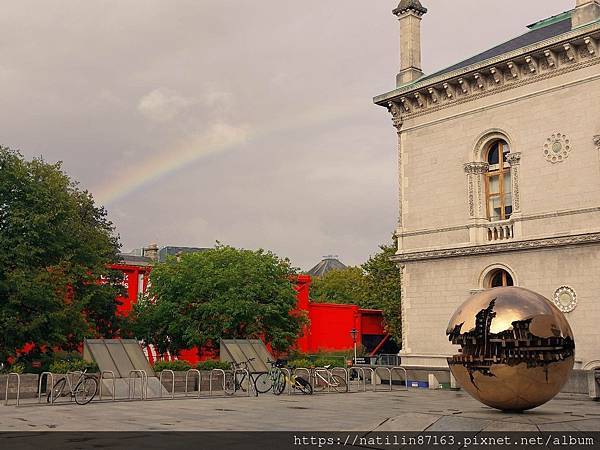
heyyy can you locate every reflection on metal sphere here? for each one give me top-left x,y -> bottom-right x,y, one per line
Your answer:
446,287 -> 574,412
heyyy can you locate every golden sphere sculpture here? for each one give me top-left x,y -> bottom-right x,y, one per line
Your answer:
446,286 -> 574,412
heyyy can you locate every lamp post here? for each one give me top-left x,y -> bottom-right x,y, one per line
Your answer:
350,328 -> 358,364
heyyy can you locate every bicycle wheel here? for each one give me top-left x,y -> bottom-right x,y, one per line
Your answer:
253,373 -> 272,394
74,377 -> 98,405
223,372 -> 235,395
330,374 -> 348,393
272,371 -> 286,396
294,377 -> 313,395
313,372 -> 328,392
47,378 -> 66,403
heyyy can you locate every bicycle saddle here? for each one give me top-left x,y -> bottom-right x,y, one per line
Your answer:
323,364 -> 332,369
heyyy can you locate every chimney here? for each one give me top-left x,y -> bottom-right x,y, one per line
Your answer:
393,0 -> 428,87
572,0 -> 600,28
143,243 -> 159,261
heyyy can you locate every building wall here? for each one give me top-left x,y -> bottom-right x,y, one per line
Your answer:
398,64 -> 600,252
401,244 -> 600,369
393,41 -> 600,371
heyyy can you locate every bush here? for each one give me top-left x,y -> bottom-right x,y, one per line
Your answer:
49,358 -> 98,374
287,358 -> 312,369
1,362 -> 25,374
196,360 -> 231,371
153,360 -> 192,372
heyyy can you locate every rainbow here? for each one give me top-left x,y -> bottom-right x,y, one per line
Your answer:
93,100 -> 365,206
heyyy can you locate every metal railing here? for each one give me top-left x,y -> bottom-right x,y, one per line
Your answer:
4,373 -> 21,406
38,372 -> 54,404
352,367 -> 374,392
128,370 -> 148,400
392,366 -> 409,391
159,370 -> 175,399
209,369 -> 227,396
185,369 -> 202,398
373,367 -> 393,391
375,354 -> 401,367
99,371 -> 116,401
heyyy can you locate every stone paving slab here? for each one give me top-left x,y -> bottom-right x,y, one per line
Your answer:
0,389 -> 598,431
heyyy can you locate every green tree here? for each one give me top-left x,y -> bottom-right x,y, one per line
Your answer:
362,243 -> 402,343
127,245 -> 306,356
0,146 -> 123,365
310,267 -> 370,306
309,243 -> 402,343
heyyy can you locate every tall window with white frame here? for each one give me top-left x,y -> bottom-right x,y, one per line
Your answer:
485,140 -> 513,221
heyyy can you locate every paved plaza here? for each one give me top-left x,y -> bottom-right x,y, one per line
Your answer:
1,389 -> 599,432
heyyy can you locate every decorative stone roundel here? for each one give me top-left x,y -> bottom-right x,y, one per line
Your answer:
553,286 -> 577,313
544,133 -> 571,163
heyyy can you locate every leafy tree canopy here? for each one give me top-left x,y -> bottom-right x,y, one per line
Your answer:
127,245 -> 306,355
0,146 -> 123,364
310,243 -> 402,342
310,266 -> 369,306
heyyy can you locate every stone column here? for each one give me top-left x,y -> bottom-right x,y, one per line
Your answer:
463,162 -> 489,218
464,162 -> 489,243
506,152 -> 522,214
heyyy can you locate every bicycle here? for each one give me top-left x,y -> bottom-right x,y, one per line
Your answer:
276,367 -> 313,395
224,358 -> 260,396
47,369 -> 99,405
310,365 -> 347,393
253,359 -> 286,395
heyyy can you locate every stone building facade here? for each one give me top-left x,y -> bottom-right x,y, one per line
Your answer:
375,0 -> 600,370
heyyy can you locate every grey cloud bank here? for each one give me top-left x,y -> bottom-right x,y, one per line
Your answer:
0,0 -> 573,269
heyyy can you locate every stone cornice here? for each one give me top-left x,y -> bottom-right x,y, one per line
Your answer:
374,21 -> 600,121
391,232 -> 600,263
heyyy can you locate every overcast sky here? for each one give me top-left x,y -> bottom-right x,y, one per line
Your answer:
1,0 -> 573,269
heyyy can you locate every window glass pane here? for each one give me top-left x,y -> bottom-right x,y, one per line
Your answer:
489,197 -> 502,221
503,173 -> 512,194
491,271 -> 504,287
506,273 -> 514,286
487,143 -> 499,165
489,176 -> 500,194
501,142 -> 510,164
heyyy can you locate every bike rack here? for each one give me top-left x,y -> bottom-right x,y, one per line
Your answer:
373,367 -> 393,391
4,373 -> 21,406
352,367 -> 366,392
99,370 -> 116,401
391,366 -> 409,391
330,367 -> 349,393
159,370 -> 175,399
185,369 -> 202,398
38,372 -> 54,404
128,370 -> 148,400
233,368 -> 252,397
209,369 -> 226,396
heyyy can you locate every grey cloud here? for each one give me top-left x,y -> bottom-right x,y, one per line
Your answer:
0,0 -> 574,269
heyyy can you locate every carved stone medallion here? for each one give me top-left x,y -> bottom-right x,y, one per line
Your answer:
553,286 -> 577,313
543,133 -> 571,163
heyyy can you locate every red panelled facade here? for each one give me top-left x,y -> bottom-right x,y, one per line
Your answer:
292,275 -> 386,354
111,266 -> 387,361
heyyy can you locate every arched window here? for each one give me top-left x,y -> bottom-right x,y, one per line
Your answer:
485,269 -> 514,288
485,140 -> 512,221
